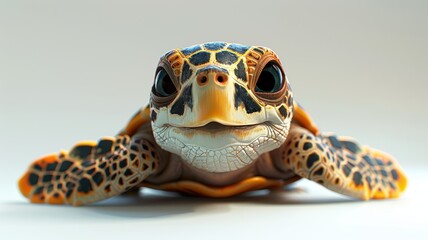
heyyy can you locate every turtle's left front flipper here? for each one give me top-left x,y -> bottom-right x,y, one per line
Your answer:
18,135 -> 158,206
276,124 -> 407,200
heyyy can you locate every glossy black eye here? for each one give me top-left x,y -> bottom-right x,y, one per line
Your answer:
154,69 -> 176,97
255,63 -> 284,93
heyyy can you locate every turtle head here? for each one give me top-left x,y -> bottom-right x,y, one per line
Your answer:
150,42 -> 294,173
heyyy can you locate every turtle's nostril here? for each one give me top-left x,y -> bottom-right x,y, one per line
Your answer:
197,73 -> 228,86
197,75 -> 209,86
215,73 -> 228,85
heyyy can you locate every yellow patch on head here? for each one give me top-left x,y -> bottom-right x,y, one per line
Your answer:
198,84 -> 231,123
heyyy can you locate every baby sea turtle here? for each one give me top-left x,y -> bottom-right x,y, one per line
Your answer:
18,42 -> 407,205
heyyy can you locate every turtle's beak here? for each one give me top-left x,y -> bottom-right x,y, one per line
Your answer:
195,68 -> 232,126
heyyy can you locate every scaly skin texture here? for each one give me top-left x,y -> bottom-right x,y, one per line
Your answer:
150,42 -> 294,173
274,124 -> 407,200
19,135 -> 158,206
18,42 -> 407,205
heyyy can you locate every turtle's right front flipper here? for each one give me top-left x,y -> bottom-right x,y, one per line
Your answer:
18,135 -> 158,206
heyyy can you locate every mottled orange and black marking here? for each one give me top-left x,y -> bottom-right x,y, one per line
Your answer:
281,124 -> 407,200
19,136 -> 158,205
152,42 -> 290,121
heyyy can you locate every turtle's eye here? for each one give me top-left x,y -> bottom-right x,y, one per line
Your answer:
154,69 -> 176,97
255,63 -> 284,93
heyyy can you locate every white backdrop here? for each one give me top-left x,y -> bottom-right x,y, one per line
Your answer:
0,1 -> 427,239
